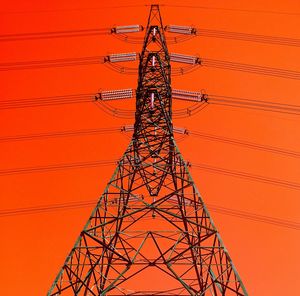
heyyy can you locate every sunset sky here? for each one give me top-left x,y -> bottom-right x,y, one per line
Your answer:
1,0 -> 300,295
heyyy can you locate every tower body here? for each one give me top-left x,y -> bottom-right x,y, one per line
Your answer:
49,6 -> 247,295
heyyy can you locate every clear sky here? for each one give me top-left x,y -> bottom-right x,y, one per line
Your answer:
0,0 -> 299,295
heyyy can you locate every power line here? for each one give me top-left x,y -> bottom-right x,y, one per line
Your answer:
2,91 -> 299,119
116,29 -> 300,47
0,93 -> 94,109
1,4 -> 298,16
94,99 -> 209,119
1,199 -> 298,230
0,28 -> 193,45
207,204 -> 300,230
0,56 -> 103,71
201,58 -> 300,80
105,61 -> 201,76
0,127 -> 127,142
0,92 -> 207,119
207,94 -> 300,115
196,28 -> 300,47
113,32 -> 195,45
0,200 -> 95,216
163,4 -> 300,16
185,130 -> 300,158
191,163 -> 300,190
104,57 -> 300,80
93,100 -> 135,119
0,159 -> 299,191
2,91 -> 299,118
2,27 -> 300,48
0,5 -> 147,15
1,125 -> 299,159
0,28 -> 110,42
2,55 -> 300,81
0,160 -> 117,176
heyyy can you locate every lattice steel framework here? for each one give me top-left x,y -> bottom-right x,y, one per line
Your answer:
48,5 -> 247,295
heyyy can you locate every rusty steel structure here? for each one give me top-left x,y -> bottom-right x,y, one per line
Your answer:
48,5 -> 247,295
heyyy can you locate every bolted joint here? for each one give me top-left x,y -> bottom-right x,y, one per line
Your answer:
201,93 -> 208,102
103,56 -> 109,63
195,57 -> 202,65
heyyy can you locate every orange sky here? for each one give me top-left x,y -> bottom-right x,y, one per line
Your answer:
0,0 -> 299,295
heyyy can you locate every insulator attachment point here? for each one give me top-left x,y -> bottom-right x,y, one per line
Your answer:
201,94 -> 208,102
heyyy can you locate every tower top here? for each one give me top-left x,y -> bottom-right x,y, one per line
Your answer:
145,4 -> 164,30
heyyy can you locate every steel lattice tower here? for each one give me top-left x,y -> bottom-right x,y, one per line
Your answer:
48,5 -> 247,295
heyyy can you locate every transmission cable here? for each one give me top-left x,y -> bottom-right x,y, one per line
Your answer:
0,93 -> 94,110
2,92 -> 299,119
103,58 -> 300,80
206,94 -> 300,115
93,101 -> 134,119
185,129 -> 300,158
0,199 -> 298,230
2,55 -> 300,81
2,91 -> 299,118
1,126 -> 298,159
0,28 -> 111,42
114,28 -> 300,47
0,4 -> 147,15
2,27 -> 300,48
112,33 -> 196,45
162,4 -> 300,16
104,61 -> 199,76
0,126 -> 128,142
1,159 -> 299,191
195,28 -> 300,47
201,58 -> 300,80
0,160 -> 117,176
0,92 -> 207,119
93,100 -> 209,119
190,163 -> 300,190
1,4 -> 298,16
0,56 -> 104,71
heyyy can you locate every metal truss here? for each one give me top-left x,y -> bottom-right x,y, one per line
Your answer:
48,5 -> 247,296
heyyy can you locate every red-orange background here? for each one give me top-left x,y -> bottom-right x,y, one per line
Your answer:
0,0 -> 299,295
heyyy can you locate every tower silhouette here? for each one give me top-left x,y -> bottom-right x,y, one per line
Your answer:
48,5 -> 247,295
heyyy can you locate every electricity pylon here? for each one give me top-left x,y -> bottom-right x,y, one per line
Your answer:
48,5 -> 247,295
